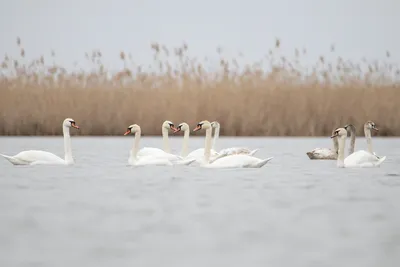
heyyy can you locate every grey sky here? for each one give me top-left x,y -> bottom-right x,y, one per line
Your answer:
0,0 -> 399,72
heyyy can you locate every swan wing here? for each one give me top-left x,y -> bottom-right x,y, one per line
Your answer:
133,155 -> 173,166
187,148 -> 205,159
187,148 -> 219,159
1,150 -> 65,165
208,154 -> 271,168
219,147 -> 256,156
137,147 -> 165,157
344,150 -> 385,167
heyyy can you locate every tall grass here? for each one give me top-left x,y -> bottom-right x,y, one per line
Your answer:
1,38 -> 399,136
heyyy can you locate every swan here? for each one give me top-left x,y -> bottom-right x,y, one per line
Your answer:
173,122 -> 219,162
331,127 -> 386,168
193,120 -> 273,168
136,120 -> 177,157
344,121 -> 381,158
124,124 -> 195,166
1,118 -> 79,165
210,121 -> 259,156
306,129 -> 339,160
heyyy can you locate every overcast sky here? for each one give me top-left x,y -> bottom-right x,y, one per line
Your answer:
0,0 -> 399,72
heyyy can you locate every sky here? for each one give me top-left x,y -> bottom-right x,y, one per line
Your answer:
0,0 -> 399,73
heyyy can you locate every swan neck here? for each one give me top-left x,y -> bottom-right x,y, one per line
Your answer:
130,130 -> 141,161
364,127 -> 373,154
181,129 -> 190,157
204,128 -> 212,163
349,127 -> 356,155
331,129 -> 339,154
337,135 -> 346,167
63,126 -> 73,164
162,128 -> 171,153
212,124 -> 220,150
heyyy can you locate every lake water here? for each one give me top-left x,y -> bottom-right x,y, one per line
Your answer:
0,136 -> 400,267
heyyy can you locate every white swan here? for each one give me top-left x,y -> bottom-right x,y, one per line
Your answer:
174,122 -> 219,163
1,118 -> 79,165
136,120 -> 177,157
193,120 -> 273,168
210,121 -> 259,156
124,124 -> 173,166
124,124 -> 195,166
331,127 -> 386,168
306,129 -> 339,160
344,121 -> 381,158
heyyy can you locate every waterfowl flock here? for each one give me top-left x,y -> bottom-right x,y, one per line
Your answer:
0,118 -> 387,168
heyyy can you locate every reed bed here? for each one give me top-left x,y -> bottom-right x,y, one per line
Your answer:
1,38 -> 399,136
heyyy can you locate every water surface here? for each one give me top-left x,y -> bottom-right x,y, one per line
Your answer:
0,137 -> 399,267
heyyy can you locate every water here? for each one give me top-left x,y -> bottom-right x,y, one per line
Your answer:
0,136 -> 400,267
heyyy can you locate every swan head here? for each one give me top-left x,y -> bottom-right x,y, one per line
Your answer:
173,122 -> 189,133
124,124 -> 140,135
365,121 -> 379,131
162,120 -> 178,132
331,128 -> 347,139
210,121 -> 220,128
193,120 -> 212,132
63,118 -> 79,129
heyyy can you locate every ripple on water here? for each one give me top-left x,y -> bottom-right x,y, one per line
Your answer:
1,137 -> 400,267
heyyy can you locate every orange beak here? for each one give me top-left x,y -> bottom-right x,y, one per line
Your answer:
173,127 -> 181,133
71,122 -> 80,129
373,127 -> 379,131
124,129 -> 131,135
330,133 -> 338,138
170,125 -> 178,132
193,125 -> 201,132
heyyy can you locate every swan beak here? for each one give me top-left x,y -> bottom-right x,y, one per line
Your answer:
71,123 -> 80,129
373,126 -> 379,131
124,130 -> 131,135
173,128 -> 181,133
193,125 -> 201,132
330,133 -> 338,138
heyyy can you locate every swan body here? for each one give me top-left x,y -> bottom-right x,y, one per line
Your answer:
211,121 -> 259,156
307,129 -> 339,160
193,120 -> 273,168
1,118 -> 79,166
124,124 -> 195,166
203,154 -> 273,168
306,148 -> 337,160
137,147 -> 166,157
343,150 -> 386,168
186,148 -> 219,159
331,127 -> 386,168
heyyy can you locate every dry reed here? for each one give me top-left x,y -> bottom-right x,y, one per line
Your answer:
1,38 -> 399,136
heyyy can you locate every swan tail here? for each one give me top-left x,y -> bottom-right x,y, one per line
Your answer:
0,154 -> 23,165
376,156 -> 386,166
248,149 -> 259,156
306,152 -> 316,159
251,157 -> 274,168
